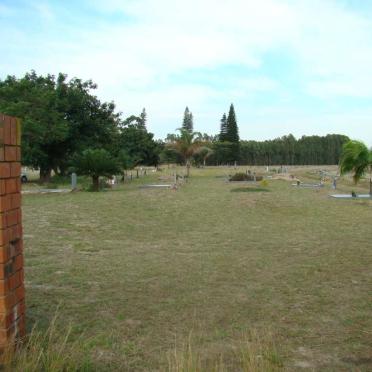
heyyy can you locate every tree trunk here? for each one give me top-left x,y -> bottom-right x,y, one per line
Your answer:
39,166 -> 52,184
92,175 -> 100,191
186,161 -> 190,177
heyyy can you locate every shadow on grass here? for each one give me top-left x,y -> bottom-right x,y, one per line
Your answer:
231,187 -> 270,193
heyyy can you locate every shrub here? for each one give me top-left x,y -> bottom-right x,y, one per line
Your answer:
229,173 -> 263,182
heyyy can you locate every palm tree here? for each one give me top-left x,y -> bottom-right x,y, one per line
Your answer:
168,128 -> 202,177
340,140 -> 372,195
195,146 -> 214,167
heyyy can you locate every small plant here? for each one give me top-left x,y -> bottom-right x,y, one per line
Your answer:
351,190 -> 357,197
260,179 -> 269,187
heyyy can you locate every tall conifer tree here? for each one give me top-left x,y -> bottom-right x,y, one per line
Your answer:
226,103 -> 240,161
226,104 -> 239,143
139,108 -> 147,130
219,113 -> 228,141
182,106 -> 193,133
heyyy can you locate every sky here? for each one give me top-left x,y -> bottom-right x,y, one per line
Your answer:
1,0 -> 372,145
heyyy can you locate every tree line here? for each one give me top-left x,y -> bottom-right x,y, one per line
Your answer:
0,71 -> 350,186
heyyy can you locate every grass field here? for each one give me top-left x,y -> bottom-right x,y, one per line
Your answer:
21,166 -> 372,371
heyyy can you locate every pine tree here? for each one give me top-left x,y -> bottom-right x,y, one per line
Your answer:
226,104 -> 239,143
182,106 -> 193,133
219,113 -> 228,141
226,104 -> 240,162
139,108 -> 147,130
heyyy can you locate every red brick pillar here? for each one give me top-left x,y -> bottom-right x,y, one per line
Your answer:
0,114 -> 25,347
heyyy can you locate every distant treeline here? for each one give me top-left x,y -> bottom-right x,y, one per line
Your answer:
164,133 -> 350,167
237,134 -> 349,165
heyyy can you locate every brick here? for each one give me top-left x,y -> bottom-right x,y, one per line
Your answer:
0,279 -> 9,296
0,163 -> 10,179
0,311 -> 15,329
19,269 -> 24,284
5,179 -> 17,194
0,180 -> 6,195
0,260 -> 14,280
0,213 -> 6,229
13,255 -> 23,272
0,293 -> 16,313
16,209 -> 21,224
9,225 -> 21,242
3,117 -> 11,146
15,178 -> 21,193
10,118 -> 17,146
0,195 -> 11,212
15,119 -> 21,146
15,285 -> 24,301
0,245 -> 10,264
6,210 -> 18,227
10,240 -> 22,257
16,147 -> 21,162
0,228 -> 9,246
10,163 -> 20,178
10,194 -> 21,210
0,128 -> 3,146
0,147 -> 4,162
9,273 -> 20,292
4,146 -> 17,162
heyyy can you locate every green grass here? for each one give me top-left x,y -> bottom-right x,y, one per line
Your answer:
22,166 -> 372,370
231,187 -> 270,193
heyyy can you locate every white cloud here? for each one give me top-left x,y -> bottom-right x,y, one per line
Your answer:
2,0 -> 372,144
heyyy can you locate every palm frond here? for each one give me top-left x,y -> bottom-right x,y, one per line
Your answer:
340,140 -> 371,183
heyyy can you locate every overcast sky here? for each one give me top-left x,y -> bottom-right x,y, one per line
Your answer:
1,0 -> 372,145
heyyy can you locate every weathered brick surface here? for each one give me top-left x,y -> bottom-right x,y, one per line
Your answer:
0,113 -> 25,346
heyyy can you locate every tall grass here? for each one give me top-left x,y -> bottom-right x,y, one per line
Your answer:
167,329 -> 283,372
1,315 -> 93,372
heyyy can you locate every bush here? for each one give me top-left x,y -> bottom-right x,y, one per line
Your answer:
229,173 -> 263,182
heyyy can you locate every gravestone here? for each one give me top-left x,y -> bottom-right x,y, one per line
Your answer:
71,173 -> 77,190
0,113 -> 25,348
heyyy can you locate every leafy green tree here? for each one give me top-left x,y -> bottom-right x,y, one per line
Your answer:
182,106 -> 194,133
116,123 -> 160,166
73,149 -> 120,191
340,140 -> 372,195
168,128 -> 202,176
0,71 -> 120,182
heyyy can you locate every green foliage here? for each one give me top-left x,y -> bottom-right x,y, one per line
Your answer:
167,128 -> 202,176
116,123 -> 160,166
219,113 -> 228,141
340,140 -> 371,183
0,71 -> 120,182
226,103 -> 240,144
117,149 -> 137,170
73,149 -> 120,191
2,316 -> 93,371
229,173 -> 263,181
238,134 -> 350,166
